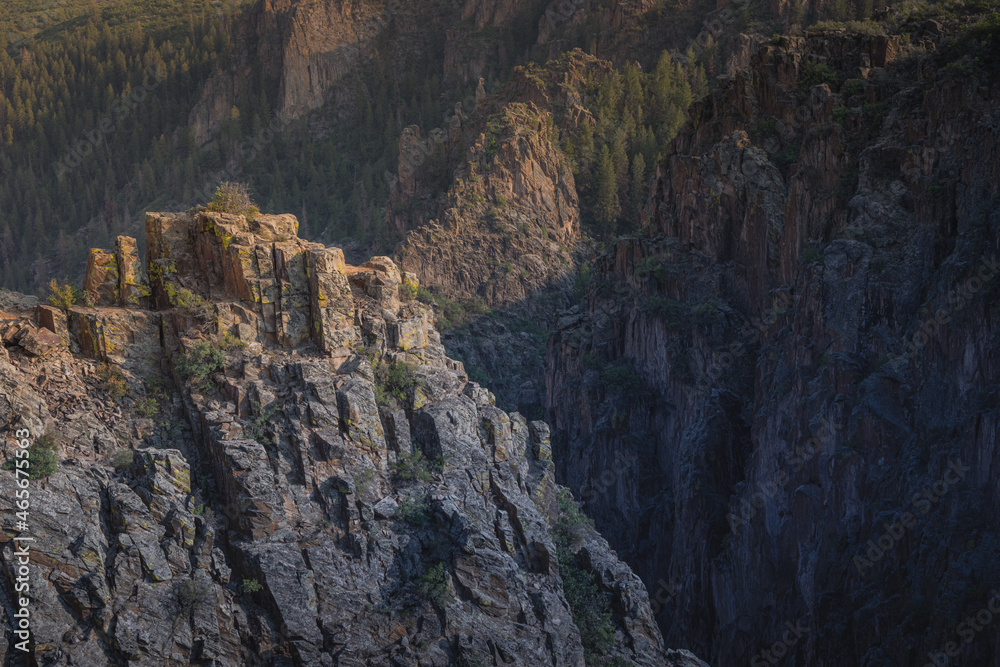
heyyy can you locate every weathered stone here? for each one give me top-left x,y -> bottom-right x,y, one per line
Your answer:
116,235 -> 150,308
307,247 -> 357,356
18,326 -> 63,357
251,213 -> 299,241
372,496 -> 399,519
83,248 -> 119,306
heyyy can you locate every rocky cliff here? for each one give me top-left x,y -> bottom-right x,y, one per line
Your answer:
0,210 -> 694,666
548,13 -> 1000,666
189,0 -> 556,141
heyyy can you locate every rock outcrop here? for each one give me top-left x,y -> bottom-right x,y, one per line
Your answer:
0,208 -> 685,665
547,16 -> 1000,666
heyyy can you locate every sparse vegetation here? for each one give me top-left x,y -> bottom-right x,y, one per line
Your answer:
601,362 -> 641,398
398,495 -> 431,526
47,280 -> 82,310
3,432 -> 59,480
635,257 -> 666,284
206,181 -> 260,221
415,288 -> 490,331
219,331 -> 247,351
243,401 -> 277,446
799,61 -> 839,90
242,578 -> 263,594
374,358 -> 421,407
175,578 -> 211,613
391,449 -> 433,482
111,448 -> 134,472
96,363 -> 129,399
135,396 -> 159,418
418,562 -> 452,607
553,488 -> 616,663
803,246 -> 825,265
176,341 -> 226,390
693,299 -> 723,326
165,284 -> 210,312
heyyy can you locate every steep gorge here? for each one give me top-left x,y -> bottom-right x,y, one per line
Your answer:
0,210 -> 699,665
548,15 -> 1000,666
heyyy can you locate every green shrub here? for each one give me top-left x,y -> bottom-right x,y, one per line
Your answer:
165,284 -> 209,311
553,488 -> 615,662
841,79 -> 865,97
374,359 -> 421,407
772,140 -> 802,176
135,396 -> 159,418
244,401 -> 277,446
862,101 -> 891,136
601,362 -> 640,398
803,246 -> 825,264
353,467 -> 377,496
693,299 -> 723,326
219,331 -> 247,351
3,432 -> 59,480
635,257 -> 666,284
399,281 -> 419,301
96,363 -> 129,400
111,448 -> 134,472
799,61 -> 839,89
418,562 -> 452,607
176,341 -> 226,390
413,288 -> 489,330
191,503 -> 205,516
398,495 -> 431,526
47,279 -> 82,310
391,450 -> 434,482
242,578 -> 263,594
206,181 -> 259,221
175,578 -> 211,612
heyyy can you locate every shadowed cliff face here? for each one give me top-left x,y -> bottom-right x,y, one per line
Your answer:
548,19 -> 1000,666
0,209 -> 695,666
189,0 -> 554,141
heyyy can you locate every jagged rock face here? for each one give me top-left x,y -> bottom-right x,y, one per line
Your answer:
549,26 -> 1000,666
189,0 -> 547,142
190,0 -> 389,141
396,102 -> 580,307
0,212 -> 678,665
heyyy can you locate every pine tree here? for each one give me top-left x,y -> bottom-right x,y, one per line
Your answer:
593,145 -> 620,234
629,153 -> 647,220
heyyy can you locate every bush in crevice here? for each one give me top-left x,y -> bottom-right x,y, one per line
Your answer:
3,432 -> 59,480
176,341 -> 226,391
553,488 -> 616,663
418,562 -> 452,607
398,495 -> 431,526
244,401 -> 277,446
175,578 -> 212,613
96,362 -> 129,400
373,358 -> 421,407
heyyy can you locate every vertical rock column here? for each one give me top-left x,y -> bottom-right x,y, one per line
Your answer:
83,235 -> 149,308
306,247 -> 358,358
83,248 -> 119,306
115,235 -> 150,308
